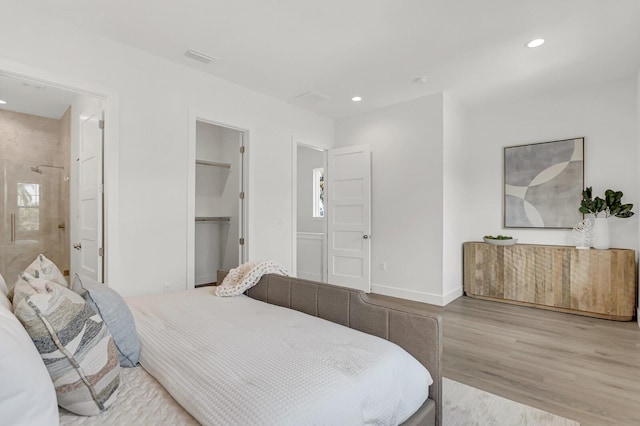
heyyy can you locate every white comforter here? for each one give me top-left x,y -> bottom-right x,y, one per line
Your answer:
127,288 -> 431,426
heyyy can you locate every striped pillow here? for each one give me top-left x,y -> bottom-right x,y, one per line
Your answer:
12,273 -> 120,416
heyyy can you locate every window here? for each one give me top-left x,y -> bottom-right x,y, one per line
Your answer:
312,168 -> 324,218
17,183 -> 40,233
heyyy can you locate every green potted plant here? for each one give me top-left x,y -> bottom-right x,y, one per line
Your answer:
579,187 -> 634,249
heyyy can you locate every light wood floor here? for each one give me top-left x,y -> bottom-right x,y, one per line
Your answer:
369,294 -> 640,426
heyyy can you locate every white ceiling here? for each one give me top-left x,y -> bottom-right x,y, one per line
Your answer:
0,74 -> 77,119
18,0 -> 640,118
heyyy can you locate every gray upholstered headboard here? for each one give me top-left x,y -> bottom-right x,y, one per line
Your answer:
217,271 -> 443,426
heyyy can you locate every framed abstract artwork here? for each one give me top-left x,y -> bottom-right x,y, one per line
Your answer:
504,137 -> 584,229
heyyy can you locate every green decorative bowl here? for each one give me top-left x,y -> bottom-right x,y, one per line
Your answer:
483,237 -> 517,246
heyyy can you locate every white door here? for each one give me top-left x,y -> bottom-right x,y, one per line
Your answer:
327,145 -> 371,292
73,105 -> 103,281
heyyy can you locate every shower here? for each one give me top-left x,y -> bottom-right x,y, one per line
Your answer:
30,164 -> 64,174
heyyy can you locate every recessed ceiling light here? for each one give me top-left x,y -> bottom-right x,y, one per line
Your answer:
413,76 -> 429,84
526,38 -> 545,48
351,96 -> 362,102
0,99 -> 6,104
184,49 -> 217,64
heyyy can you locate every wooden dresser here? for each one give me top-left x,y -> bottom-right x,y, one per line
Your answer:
463,242 -> 637,321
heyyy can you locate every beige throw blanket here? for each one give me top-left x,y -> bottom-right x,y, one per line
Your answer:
215,261 -> 289,297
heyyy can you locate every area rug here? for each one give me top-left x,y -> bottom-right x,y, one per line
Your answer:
444,378 -> 580,425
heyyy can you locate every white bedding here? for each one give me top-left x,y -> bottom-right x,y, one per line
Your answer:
126,288 -> 431,426
59,366 -> 198,425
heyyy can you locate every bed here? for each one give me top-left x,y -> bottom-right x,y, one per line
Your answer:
5,268 -> 442,426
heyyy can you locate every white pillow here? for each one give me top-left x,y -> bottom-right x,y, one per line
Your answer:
0,302 -> 59,426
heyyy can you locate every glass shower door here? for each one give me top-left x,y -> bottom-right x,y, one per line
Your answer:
1,159 -> 67,287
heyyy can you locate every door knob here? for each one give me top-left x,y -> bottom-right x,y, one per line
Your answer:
363,235 -> 370,239
73,243 -> 82,250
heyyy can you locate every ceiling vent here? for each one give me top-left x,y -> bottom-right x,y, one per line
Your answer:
22,82 -> 47,91
295,91 -> 330,103
184,49 -> 217,64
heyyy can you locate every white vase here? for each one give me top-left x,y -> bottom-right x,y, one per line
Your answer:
592,217 -> 610,250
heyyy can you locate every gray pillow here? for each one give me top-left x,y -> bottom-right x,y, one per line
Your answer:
73,274 -> 140,367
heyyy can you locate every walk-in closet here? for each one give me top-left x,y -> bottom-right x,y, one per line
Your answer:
194,121 -> 244,286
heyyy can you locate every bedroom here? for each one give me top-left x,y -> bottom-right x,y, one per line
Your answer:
0,1 -> 639,425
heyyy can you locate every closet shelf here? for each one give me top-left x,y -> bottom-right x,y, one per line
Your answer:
196,159 -> 231,169
195,216 -> 231,222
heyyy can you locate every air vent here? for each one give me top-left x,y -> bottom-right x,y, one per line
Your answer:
295,91 -> 330,103
22,82 -> 47,91
184,49 -> 217,64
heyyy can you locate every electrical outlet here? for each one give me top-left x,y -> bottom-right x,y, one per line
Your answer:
380,262 -> 387,272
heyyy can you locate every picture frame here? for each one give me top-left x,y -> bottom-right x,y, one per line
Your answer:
504,137 -> 584,229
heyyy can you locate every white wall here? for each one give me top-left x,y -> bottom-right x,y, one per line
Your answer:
449,76 -> 639,300
0,5 -> 333,296
296,146 -> 325,233
334,77 -> 638,306
457,76 -> 638,247
442,94 -> 466,304
335,94 -> 445,304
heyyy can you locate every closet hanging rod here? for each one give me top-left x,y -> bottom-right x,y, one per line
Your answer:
195,216 -> 231,222
195,159 -> 231,168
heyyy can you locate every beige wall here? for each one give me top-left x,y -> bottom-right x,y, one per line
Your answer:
0,109 -> 70,285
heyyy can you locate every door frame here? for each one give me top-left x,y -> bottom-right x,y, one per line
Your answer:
0,58 -> 120,287
186,110 -> 250,289
290,139 -> 330,279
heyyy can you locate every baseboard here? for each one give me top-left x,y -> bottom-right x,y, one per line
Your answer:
443,287 -> 464,305
195,274 -> 217,286
370,283 -> 448,306
298,272 -> 322,282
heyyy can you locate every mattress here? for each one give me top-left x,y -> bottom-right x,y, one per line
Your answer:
59,366 -> 198,425
127,288 -> 431,426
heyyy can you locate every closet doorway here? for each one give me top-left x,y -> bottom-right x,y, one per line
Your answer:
188,118 -> 247,288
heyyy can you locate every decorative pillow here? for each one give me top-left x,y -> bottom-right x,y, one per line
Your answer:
0,273 -> 9,310
0,302 -> 59,426
12,273 -> 120,416
72,274 -> 140,367
215,260 -> 289,297
0,290 -> 10,311
23,253 -> 69,288
0,271 -> 7,295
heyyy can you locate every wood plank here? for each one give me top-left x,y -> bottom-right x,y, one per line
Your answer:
367,294 -> 640,426
551,249 -> 563,307
503,247 -> 516,301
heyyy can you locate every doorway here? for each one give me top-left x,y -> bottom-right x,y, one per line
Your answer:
0,69 -> 112,289
295,144 -> 328,282
293,143 -> 372,292
187,117 -> 247,288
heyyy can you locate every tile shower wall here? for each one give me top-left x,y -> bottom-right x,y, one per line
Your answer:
0,109 -> 70,286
